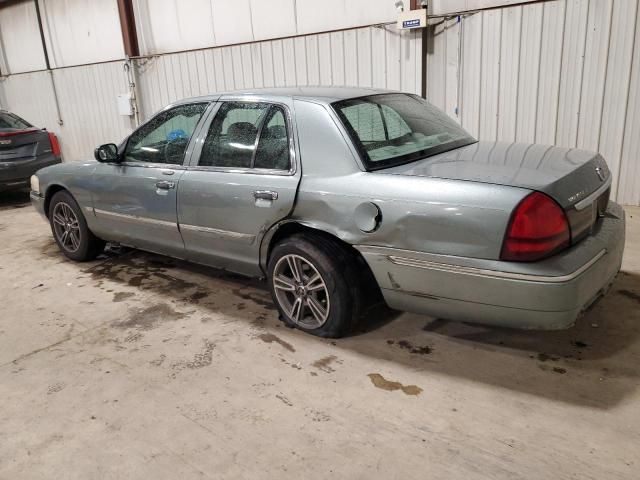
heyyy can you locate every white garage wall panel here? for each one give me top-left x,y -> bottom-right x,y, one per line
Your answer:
427,0 -> 640,205
133,0 -> 398,55
39,0 -> 125,68
0,63 -> 133,162
0,2 -> 46,74
0,72 -> 58,130
135,25 -> 421,118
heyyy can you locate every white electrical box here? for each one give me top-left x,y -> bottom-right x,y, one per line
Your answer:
117,93 -> 133,116
397,8 -> 427,30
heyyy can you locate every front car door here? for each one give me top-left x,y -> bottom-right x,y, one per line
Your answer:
177,97 -> 301,276
89,102 -> 210,257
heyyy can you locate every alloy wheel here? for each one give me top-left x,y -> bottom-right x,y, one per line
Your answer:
52,202 -> 81,253
272,254 -> 330,329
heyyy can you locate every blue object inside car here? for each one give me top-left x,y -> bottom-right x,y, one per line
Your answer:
167,129 -> 188,141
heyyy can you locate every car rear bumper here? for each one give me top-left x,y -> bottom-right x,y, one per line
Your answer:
0,154 -> 61,191
357,201 -> 626,330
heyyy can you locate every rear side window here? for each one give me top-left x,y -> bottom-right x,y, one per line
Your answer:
0,112 -> 31,130
199,102 -> 290,171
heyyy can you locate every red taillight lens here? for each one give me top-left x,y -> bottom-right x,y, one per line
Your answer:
48,132 -> 61,157
501,192 -> 570,262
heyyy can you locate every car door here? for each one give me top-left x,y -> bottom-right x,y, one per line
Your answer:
90,102 -> 210,258
178,98 -> 301,276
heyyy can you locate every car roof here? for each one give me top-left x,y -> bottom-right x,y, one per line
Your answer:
173,86 -> 398,106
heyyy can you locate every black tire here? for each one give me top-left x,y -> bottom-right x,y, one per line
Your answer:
48,190 -> 105,261
267,233 -> 363,338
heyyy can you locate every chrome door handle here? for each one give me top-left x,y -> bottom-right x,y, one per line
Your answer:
253,190 -> 278,201
155,180 -> 175,190
161,169 -> 175,176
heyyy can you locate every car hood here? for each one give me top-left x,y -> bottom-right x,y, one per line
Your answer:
379,141 -> 611,208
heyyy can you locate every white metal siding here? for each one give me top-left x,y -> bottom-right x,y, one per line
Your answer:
0,25 -> 419,162
133,0 -> 399,55
0,2 -> 46,74
39,0 -> 125,68
427,0 -> 640,205
135,25 -> 421,118
0,63 -> 134,161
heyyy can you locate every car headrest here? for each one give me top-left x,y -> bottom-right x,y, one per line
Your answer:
227,122 -> 257,144
266,125 -> 287,139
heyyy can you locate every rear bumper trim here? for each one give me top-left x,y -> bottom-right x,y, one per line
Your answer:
386,249 -> 606,284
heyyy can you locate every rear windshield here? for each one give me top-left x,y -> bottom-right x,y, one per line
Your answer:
333,93 -> 476,170
0,112 -> 31,130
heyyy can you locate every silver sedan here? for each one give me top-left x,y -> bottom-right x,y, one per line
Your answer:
30,87 -> 625,337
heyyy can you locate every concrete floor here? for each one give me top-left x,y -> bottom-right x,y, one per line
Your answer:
0,191 -> 638,480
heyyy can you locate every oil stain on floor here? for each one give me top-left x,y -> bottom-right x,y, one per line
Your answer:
257,333 -> 296,352
367,373 -> 423,396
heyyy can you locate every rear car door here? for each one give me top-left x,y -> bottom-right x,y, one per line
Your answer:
178,98 -> 301,276
90,102 -> 209,258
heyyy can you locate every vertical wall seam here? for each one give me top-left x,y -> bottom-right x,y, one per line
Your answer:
477,12 -> 484,135
616,0 -> 640,199
596,0 -> 615,152
495,9 -> 503,140
553,0 -> 568,146
514,6 -> 523,141
574,0 -> 591,148
533,3 -> 545,142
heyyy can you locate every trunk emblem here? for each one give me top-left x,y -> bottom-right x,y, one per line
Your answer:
595,166 -> 605,182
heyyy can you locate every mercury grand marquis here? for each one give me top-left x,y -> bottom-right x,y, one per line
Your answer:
30,87 -> 625,338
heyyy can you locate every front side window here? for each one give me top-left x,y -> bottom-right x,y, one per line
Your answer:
333,93 -> 476,170
199,102 -> 290,170
124,103 -> 207,165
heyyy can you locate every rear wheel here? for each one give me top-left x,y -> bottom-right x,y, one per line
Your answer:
268,233 -> 362,338
49,190 -> 105,261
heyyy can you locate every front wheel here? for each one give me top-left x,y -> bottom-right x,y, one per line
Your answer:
267,234 -> 362,338
49,190 -> 105,261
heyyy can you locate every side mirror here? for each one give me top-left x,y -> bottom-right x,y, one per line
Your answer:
94,143 -> 119,163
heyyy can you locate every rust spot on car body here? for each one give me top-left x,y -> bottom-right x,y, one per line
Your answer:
367,373 -> 422,396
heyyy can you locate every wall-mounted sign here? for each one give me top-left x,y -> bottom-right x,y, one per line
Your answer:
397,8 -> 427,30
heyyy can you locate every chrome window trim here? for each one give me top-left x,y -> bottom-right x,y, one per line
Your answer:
574,175 -> 612,211
357,245 -> 607,283
94,208 -> 178,230
179,223 -> 256,243
189,99 -> 298,177
116,161 -> 187,170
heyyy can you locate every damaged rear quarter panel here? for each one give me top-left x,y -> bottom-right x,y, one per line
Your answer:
290,99 -> 530,260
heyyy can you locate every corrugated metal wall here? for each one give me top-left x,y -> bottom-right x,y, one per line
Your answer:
0,62 -> 135,161
0,24 -> 420,162
136,25 -> 421,117
2,0 -> 640,206
426,0 -> 640,205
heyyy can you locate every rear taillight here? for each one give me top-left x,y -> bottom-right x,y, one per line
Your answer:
501,192 -> 570,262
48,132 -> 61,157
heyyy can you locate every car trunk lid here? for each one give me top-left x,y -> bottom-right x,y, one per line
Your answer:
379,141 -> 611,244
0,128 -> 47,162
